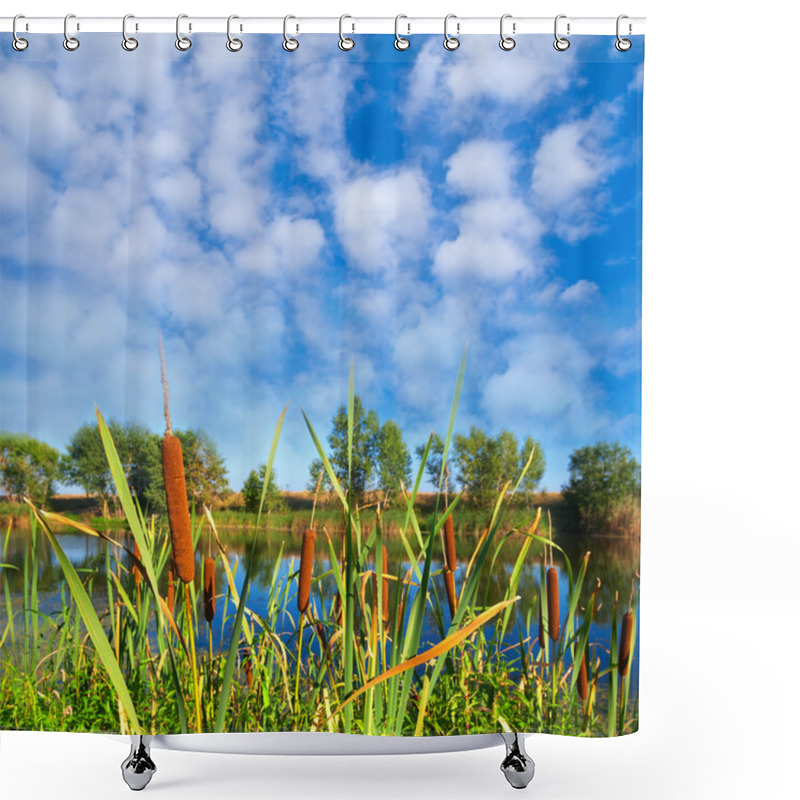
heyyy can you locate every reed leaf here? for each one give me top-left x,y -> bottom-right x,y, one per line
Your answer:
26,500 -> 141,734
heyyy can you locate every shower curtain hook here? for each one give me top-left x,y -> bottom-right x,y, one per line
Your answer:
283,15 -> 299,51
63,13 -> 79,51
226,15 -> 243,52
122,15 -> 138,51
499,14 -> 516,51
443,14 -> 460,51
176,14 -> 192,51
394,15 -> 410,51
12,15 -> 29,51
339,14 -> 355,51
615,15 -> 632,51
553,14 -> 570,51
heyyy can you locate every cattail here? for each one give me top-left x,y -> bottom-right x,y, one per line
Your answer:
315,621 -> 328,651
161,431 -> 194,583
577,652 -> 589,700
203,557 -> 215,623
443,513 -> 458,617
619,611 -> 634,677
298,527 -> 316,614
333,594 -> 343,626
133,540 -> 141,588
546,566 -> 560,641
381,545 -> 389,624
242,647 -> 253,687
167,567 -> 175,615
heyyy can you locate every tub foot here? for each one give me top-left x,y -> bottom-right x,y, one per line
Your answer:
500,733 -> 534,789
121,735 -> 156,791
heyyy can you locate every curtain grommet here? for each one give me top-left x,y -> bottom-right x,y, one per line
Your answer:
63,13 -> 80,51
283,15 -> 299,51
499,14 -> 516,51
175,14 -> 192,51
554,14 -> 570,51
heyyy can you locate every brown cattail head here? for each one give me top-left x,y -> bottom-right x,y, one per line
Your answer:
161,432 -> 194,583
133,540 -> 141,588
242,647 -> 253,688
443,513 -> 458,617
619,611 -> 634,677
167,567 -> 175,615
333,593 -> 343,627
298,528 -> 316,614
381,545 -> 389,624
203,556 -> 215,623
546,567 -> 560,641
577,652 -> 589,700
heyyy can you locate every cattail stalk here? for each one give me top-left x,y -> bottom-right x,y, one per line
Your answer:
546,566 -> 560,642
203,557 -> 215,623
298,528 -> 316,615
242,646 -> 253,688
443,513 -> 458,617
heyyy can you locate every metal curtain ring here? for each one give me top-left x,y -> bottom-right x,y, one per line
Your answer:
499,14 -> 515,50
394,14 -> 410,51
339,14 -> 355,50
615,14 -> 632,51
122,14 -> 138,51
63,13 -> 79,51
176,14 -> 192,50
283,15 -> 299,51
553,14 -> 570,51
12,15 -> 28,51
443,14 -> 460,51
226,15 -> 243,51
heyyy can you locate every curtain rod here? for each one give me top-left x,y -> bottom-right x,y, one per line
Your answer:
0,16 -> 646,36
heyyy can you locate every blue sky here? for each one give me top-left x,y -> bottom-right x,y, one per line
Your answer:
0,34 -> 643,493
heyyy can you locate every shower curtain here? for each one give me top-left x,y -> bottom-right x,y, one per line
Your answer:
0,28 -> 643,739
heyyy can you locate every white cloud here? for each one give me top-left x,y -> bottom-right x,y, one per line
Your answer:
560,280 -> 600,304
403,38 -> 574,125
482,328 -> 603,435
629,63 -> 645,92
333,169 -> 432,273
531,101 -> 624,242
433,140 -> 543,284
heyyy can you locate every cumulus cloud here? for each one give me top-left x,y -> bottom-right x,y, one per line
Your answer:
402,37 -> 574,126
333,169 -> 432,273
560,280 -> 600,304
433,140 -> 543,283
531,101 -> 625,242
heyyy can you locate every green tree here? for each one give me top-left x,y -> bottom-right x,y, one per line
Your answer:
308,395 -> 380,502
562,442 -> 641,535
517,436 -> 546,500
451,428 -> 546,507
60,420 -> 154,506
242,465 -> 285,514
142,429 -> 230,513
377,419 -> 412,501
0,433 -> 60,506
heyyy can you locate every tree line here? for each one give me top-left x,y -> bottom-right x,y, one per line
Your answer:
0,424 -> 229,514
1,403 -> 640,533
307,395 -> 546,507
